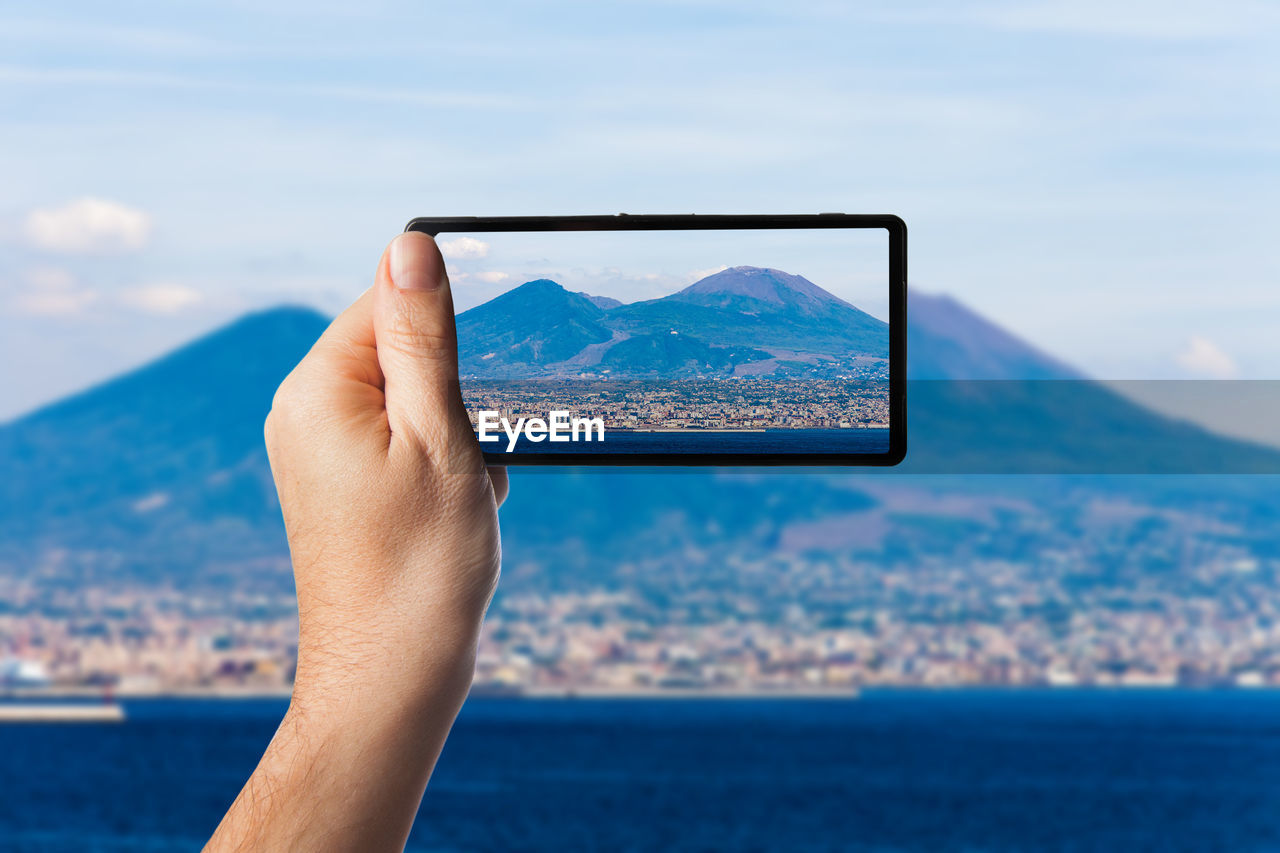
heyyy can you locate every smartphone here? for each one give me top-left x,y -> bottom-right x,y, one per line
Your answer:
404,214 -> 906,465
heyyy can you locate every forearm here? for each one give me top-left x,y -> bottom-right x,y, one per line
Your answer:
205,648 -> 476,853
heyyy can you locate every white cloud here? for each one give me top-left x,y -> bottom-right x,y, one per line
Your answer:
13,269 -> 202,316
1176,335 -> 1238,378
118,283 -> 204,314
23,197 -> 152,254
688,265 -> 728,282
18,289 -> 98,315
451,270 -> 509,285
438,236 -> 489,260
14,266 -> 97,315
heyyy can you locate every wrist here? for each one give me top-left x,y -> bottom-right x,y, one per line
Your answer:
290,625 -> 478,726
224,649 -> 471,853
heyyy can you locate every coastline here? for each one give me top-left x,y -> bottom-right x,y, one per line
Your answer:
2,685 -> 862,701
8,683 -> 1279,702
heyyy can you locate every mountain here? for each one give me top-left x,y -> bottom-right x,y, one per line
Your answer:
579,293 -> 623,310
896,292 -> 1280,471
598,333 -> 773,376
898,292 -> 1280,474
666,266 -> 856,316
0,306 -> 327,585
456,280 -> 614,375
613,267 -> 888,362
903,378 -> 1280,474
3,291 -> 1280,596
909,292 -> 1080,380
454,267 -> 887,377
1,306 -> 325,521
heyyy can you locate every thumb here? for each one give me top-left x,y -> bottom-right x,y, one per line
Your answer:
373,231 -> 472,449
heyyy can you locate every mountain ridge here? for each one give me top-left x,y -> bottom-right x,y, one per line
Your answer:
458,266 -> 889,378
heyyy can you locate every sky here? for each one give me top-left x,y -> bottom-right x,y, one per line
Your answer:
435,227 -> 890,317
1,0 -> 1277,420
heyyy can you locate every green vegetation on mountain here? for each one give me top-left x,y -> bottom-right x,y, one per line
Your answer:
598,332 -> 772,376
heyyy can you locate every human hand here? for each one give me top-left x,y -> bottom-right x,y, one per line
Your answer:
265,230 -> 506,706
208,231 -> 507,852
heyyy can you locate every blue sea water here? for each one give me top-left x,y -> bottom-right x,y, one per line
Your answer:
2,691 -> 1279,852
493,427 -> 891,455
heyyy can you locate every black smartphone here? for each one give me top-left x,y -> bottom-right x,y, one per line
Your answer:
405,214 -> 906,465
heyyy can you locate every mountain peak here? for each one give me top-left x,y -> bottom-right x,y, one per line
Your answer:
461,278 -> 606,317
908,291 -> 1082,380
665,266 -> 860,322
0,302 -> 334,547
506,278 -> 569,297
455,279 -> 613,371
10,304 -> 330,429
680,266 -> 845,305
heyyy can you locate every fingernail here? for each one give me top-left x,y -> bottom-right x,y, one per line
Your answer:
389,233 -> 443,292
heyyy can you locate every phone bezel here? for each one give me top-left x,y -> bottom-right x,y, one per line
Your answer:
405,213 -> 906,466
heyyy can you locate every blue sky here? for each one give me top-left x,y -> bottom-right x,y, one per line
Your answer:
435,228 -> 890,318
1,1 -> 1277,419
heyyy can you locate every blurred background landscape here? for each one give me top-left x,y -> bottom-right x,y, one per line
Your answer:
6,295 -> 1280,697
2,2 -> 1279,850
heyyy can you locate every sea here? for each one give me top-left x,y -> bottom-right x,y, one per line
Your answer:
492,427 -> 891,456
2,690 -> 1279,851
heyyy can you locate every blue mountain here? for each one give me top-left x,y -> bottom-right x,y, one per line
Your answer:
0,307 -> 327,583
908,292 -> 1080,380
579,292 -> 623,310
599,333 -> 773,376
666,265 -> 864,317
2,291 -> 1278,596
455,267 -> 889,377
614,267 -> 888,360
456,279 -> 614,375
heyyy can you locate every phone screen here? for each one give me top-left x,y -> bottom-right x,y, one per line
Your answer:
417,217 -> 903,463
